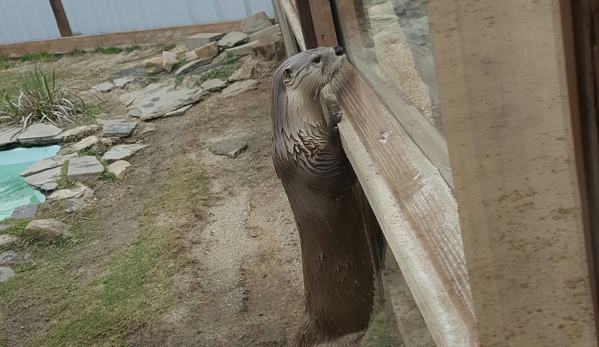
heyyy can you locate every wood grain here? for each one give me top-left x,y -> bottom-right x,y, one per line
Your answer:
427,0 -> 598,345
329,63 -> 478,347
307,0 -> 338,47
0,21 -> 241,58
280,0 -> 306,50
272,0 -> 299,58
295,0 -> 318,49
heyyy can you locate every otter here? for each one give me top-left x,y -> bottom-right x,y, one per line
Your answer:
270,47 -> 386,346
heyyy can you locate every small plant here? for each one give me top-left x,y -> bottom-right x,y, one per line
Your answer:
0,53 -> 10,69
57,162 -> 74,189
78,148 -> 101,157
20,52 -> 61,63
81,103 -> 106,121
125,45 -> 140,53
200,65 -> 237,83
68,48 -> 86,56
0,66 -> 83,128
1,218 -> 30,236
155,43 -> 176,51
98,170 -> 116,182
171,59 -> 187,73
94,46 -> 123,55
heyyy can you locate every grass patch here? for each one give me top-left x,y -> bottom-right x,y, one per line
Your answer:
77,148 -> 101,157
98,170 -> 116,182
56,162 -> 74,190
20,52 -> 61,63
125,45 -> 140,53
200,64 -> 238,83
0,218 -> 31,236
3,156 -> 210,346
155,43 -> 176,51
0,53 -> 11,69
94,46 -> 123,55
0,66 -> 83,127
68,48 -> 86,56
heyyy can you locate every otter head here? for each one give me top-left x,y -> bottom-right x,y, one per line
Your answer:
275,46 -> 346,97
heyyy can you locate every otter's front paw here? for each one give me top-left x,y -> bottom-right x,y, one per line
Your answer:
329,112 -> 343,144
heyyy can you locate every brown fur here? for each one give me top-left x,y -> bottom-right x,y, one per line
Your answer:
270,47 -> 385,346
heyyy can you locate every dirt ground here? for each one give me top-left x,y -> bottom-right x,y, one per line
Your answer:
0,48 -> 402,346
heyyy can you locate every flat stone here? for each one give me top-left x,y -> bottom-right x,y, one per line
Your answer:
103,122 -> 137,138
128,86 -> 205,120
24,219 -> 70,240
62,198 -> 88,214
165,104 -> 193,117
241,12 -> 273,34
0,127 -> 21,149
91,82 -> 114,92
201,79 -> 227,92
67,156 -> 104,182
39,182 -> 58,191
142,124 -> 157,134
228,65 -> 254,82
218,31 -> 249,48
70,135 -> 99,153
0,234 -> 18,247
220,80 -> 259,98
227,40 -> 259,56
82,188 -> 94,200
114,76 -> 135,88
20,154 -> 75,177
100,138 -> 114,146
185,50 -> 198,62
47,183 -> 88,201
24,167 -> 62,190
10,204 -> 38,219
102,144 -> 149,162
186,32 -> 226,50
162,51 -> 179,72
143,56 -> 165,74
175,58 -> 211,76
209,139 -> 248,158
248,24 -> 280,42
0,250 -> 17,264
0,267 -> 15,283
107,160 -> 131,180
17,124 -> 62,146
252,35 -> 285,61
194,41 -> 219,59
97,118 -> 127,125
54,125 -> 99,142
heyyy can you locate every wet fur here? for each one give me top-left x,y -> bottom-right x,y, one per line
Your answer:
270,47 -> 385,346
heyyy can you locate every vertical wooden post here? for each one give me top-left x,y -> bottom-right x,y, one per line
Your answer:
307,0 -> 338,47
49,0 -> 72,37
272,0 -> 299,57
560,0 -> 599,339
295,0 -> 318,49
428,0 -> 598,346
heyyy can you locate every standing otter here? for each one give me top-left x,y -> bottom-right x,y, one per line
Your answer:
270,47 -> 386,346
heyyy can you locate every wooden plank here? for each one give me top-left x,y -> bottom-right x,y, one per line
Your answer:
307,0 -> 338,47
295,0 -> 318,49
272,0 -> 299,57
328,63 -> 478,347
49,0 -> 72,37
427,0 -> 598,345
280,0 -> 306,50
0,21 -> 241,58
560,0 -> 599,338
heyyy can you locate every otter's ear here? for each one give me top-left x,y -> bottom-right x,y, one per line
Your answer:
283,68 -> 292,83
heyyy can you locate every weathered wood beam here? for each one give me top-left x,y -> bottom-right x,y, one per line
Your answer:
307,0 -> 338,47
49,0 -> 72,37
272,0 -> 299,57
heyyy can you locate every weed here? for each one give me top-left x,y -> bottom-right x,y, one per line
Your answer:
125,45 -> 140,53
19,52 -> 61,63
68,48 -> 86,56
171,59 -> 187,73
78,148 -> 101,157
98,170 -> 116,182
0,218 -> 31,236
56,162 -> 74,190
155,43 -> 176,51
94,46 -> 123,55
200,64 -> 238,83
0,66 -> 83,127
81,103 -> 106,122
0,53 -> 11,69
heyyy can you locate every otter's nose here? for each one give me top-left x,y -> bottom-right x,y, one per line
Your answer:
334,46 -> 344,56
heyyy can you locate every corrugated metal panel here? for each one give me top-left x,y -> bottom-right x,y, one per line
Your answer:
0,0 -> 274,45
0,0 -> 61,44
62,0 -> 275,36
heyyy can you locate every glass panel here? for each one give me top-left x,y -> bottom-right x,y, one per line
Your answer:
332,0 -> 448,172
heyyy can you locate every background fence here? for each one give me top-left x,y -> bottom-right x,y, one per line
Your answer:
0,0 -> 275,45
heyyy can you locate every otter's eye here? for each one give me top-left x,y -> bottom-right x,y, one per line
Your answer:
313,56 -> 321,64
